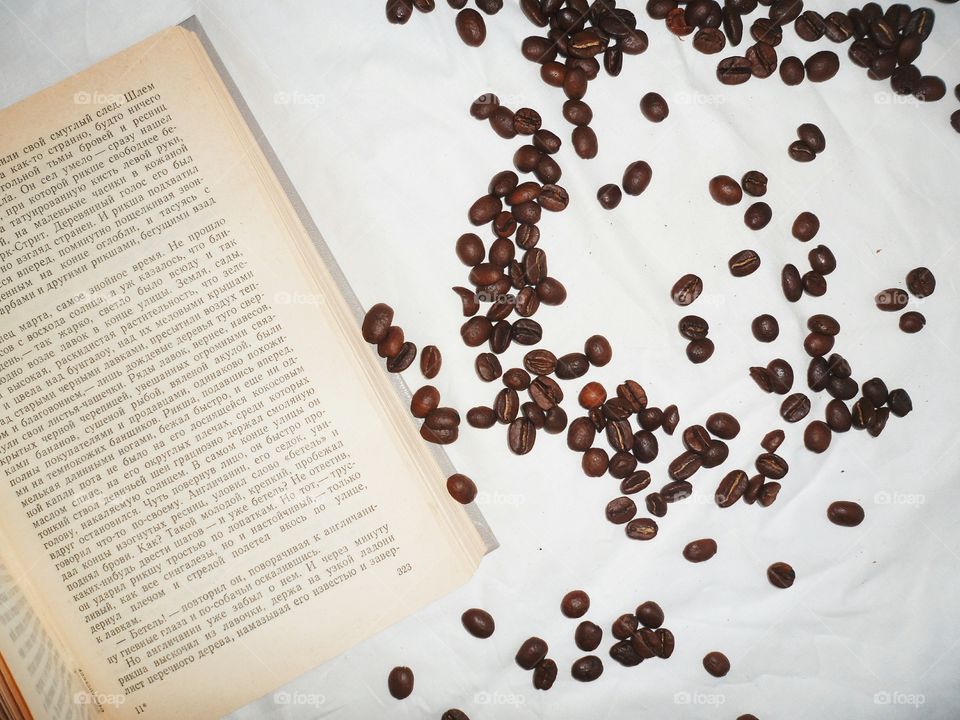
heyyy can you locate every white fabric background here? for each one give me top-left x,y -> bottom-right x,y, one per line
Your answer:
2,2 -> 959,719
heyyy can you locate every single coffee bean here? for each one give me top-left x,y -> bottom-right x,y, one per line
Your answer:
672,273 -> 703,306
804,332 -> 834,357
780,393 -> 811,422
524,349 -> 557,376
709,175 -> 743,205
702,439 -> 729,468
751,17 -> 782,45
441,710 -> 470,720
532,658 -> 557,691
666,7 -> 695,36
758,481 -> 781,507
456,233 -> 485,266
794,10 -> 825,40
746,41 -> 778,78
467,405 -> 496,428
743,474 -> 764,504
752,314 -> 779,342
792,211 -> 820,241
512,318 -> 543,345
623,160 -> 653,195
538,183 -> 569,211
741,170 -> 768,197
645,492 -> 668,517
508,417 -> 537,454
807,313 -> 840,335
362,303 -> 394,344
562,99 -> 593,126
420,345 -> 442,379
717,56 -> 753,84
899,311 -> 925,334
655,628 -> 675,659
683,424 -> 712,455
579,382 -> 607,409
503,368 -> 531,391
568,417 -> 596,451
780,54 -> 805,84
561,590 -> 590,618
686,338 -> 715,364
756,452 -> 788,479
513,107 -> 542,135
729,249 -> 761,276
887,388 -> 912,417
572,126 -> 599,159
612,613 -> 639,640
640,92 -> 669,123
516,637 -> 549,669
386,0 -> 415,24
863,379 -> 890,407
476,352 -> 503,382
683,538 -> 718,563
377,326 -> 404,358
469,195 -> 502,225
703,651 -> 730,677
788,140 -> 816,162
767,561 -> 796,588
825,398 -> 852,432
597,183 -> 623,209
767,358 -> 794,394
679,315 -> 710,340
669,450 -> 702,481
661,479 -> 694,503
571,655 -> 604,682
918,75 -> 947,103
905,267 -> 935,298
716,469 -> 748,507
609,639 -> 643,667
824,11 -> 854,41
386,342 -> 417,372
533,129 -> 561,155
744,202 -> 772,230
456,8 -> 487,46
461,608 -> 495,638
705,412 -> 740,439
636,601 -> 665,629
625,517 -> 659,540
804,420 -> 832,452
694,27 -> 727,53
621,471 -> 652,495
875,287 -> 908,312
827,500 -> 864,527
575,621 -> 603,652
388,666 -> 414,699
411,385 -> 440,419
633,431 -> 659,464
606,496 -> 638,525
619,381 -> 648,412
749,366 -> 774,392
868,407 -> 890,437
851,397 -> 876,430
797,122 -> 825,153
556,353 -> 589,380
808,245 -> 836,275
723,6 -> 744,46
470,93 -> 499,119
805,50 -> 839,81
762,429 -> 785,452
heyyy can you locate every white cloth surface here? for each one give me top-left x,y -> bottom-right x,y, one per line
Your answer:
2,2 -> 959,718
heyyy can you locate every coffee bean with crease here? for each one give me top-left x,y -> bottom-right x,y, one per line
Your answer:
851,397 -> 876,430
906,267 -> 936,298
661,479 -> 694,503
626,517 -> 659,540
508,417 -> 536,455
780,393 -> 811,422
679,315 -> 710,340
683,538 -> 718,563
606,496 -> 638,524
788,140 -> 816,162
618,380 -> 647,411
751,18 -> 782,46
524,349 -> 556,376
717,56 -> 752,84
729,249 -> 761,276
795,10 -> 826,41
756,452 -> 788,479
606,420 -> 634,452
603,398 -> 634,422
762,429 -> 785,452
621,471 -> 652,495
645,492 -> 667,517
683,425 -> 712,455
716,470 -> 748,507
703,651 -> 730,677
694,27 -> 727,54
611,613 -> 639,641
669,450 -> 702,482
672,273 -> 703,306
522,402 -> 545,429
476,352 -> 502,382
750,366 -> 774,393
746,42 -> 777,77
767,561 -> 796,588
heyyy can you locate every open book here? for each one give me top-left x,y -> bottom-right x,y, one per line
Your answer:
0,18 -> 494,720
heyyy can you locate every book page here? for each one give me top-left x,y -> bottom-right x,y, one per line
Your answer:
0,25 -> 485,720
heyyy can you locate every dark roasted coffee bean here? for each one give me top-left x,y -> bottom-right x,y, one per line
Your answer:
851,397 -> 876,430
635,601 -> 665,629
597,183 -> 623,209
456,8 -> 487,46
750,366 -> 774,392
532,658 -> 557,691
758,481 -> 781,507
606,497 -> 638,525
694,27 -> 727,54
411,385 -> 441,418
621,470 -> 652,495
683,538 -> 718,563
743,474 -> 764,504
716,469 -> 748,507
575,621 -> 603,652
746,41 -> 777,78
805,50 -> 839,81
538,183 -> 568,211
362,303 -> 394,344
536,155 -> 563,184
804,332 -> 834,357
762,429 -> 785,452
906,7 -> 935,41
706,412 -> 740,439
867,407 -> 890,437
530,375 -> 563,410
741,170 -> 768,197
388,666 -> 414,699
475,0 -> 502,13
703,651 -> 730,677
489,170 -> 518,199
671,273 -> 703,306
567,417 -> 597,452
905,267 -> 936,298
788,140 -> 816,162
769,0 -> 803,24
625,517 -> 659,540
606,420 -> 634,452
699,439 -> 727,469
723,6 -> 744,46
378,326 -> 405,358
512,319 -> 543,346
767,358 -> 794,394
891,64 -> 922,95
663,405 -> 680,435
542,406 -> 568,435
825,398 -> 851,432
899,311 -> 925,334
661,479 -> 693,504
562,590 -> 590,618
827,375 -> 858,401
571,655 -> 604,682
513,107 -> 542,135
752,314 -> 779,342
645,492 -> 667,517
756,452 -> 788,479
888,389 -> 912,417
456,233 -> 485,266
563,99 -> 593,126
797,122 -> 825,153
824,11 -> 854,42
640,92 -> 669,123
554,353 -> 588,380
729,249 -> 761,277
780,392 -> 811,422
804,420 -> 832,452
612,613 -> 640,641
779,54 -> 805,84
522,401 -> 546,429
609,640 -> 643,667
513,145 -> 541,173
623,160 -> 653,195
461,608 -> 495,638
387,342 -> 417,372
668,451 -> 702,482
524,349 -> 557,376
683,424 -> 713,455
503,368 -> 531,392
687,338 -> 716,364
875,288 -> 908,312
808,244 -> 836,275
717,55 -> 753,84
533,129 -> 561,155
572,126 -> 599,159
647,0 -> 679,20
582,447 -> 609,477
861,378 -> 888,408
470,93 -> 499,120
827,500 -> 864,527
441,710 -> 470,720
744,202 -> 772,230
490,107 -> 517,139
632,430 -> 659,464
751,17 -> 782,45
709,174 -> 743,205
540,61 -> 566,87
386,0 -> 415,24
767,562 -> 795,588
807,313 -> 839,336
794,10 -> 825,40
469,195 -> 502,225
476,352 -> 503,382
467,405 -> 496,428
516,637 -> 549,669
493,388 -> 520,425
792,211 -> 819,241
679,315 -> 710,340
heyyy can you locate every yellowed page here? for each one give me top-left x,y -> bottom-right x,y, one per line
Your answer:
0,25 -> 483,720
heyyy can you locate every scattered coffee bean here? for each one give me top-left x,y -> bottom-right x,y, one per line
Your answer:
571,655 -> 604,682
446,473 -> 477,504
808,245 -> 836,275
508,417 -> 537,454
626,517 -> 659,540
780,393 -> 811,422
741,170 -> 768,197
683,538 -> 718,563
672,273 -> 704,306
640,92 -> 669,122
716,469 -> 749,507
758,481 -> 781,507
744,202 -> 772,230
756,452 -> 788,479
788,139 -> 816,162
532,658 -> 557,690
636,601 -> 665,629
709,175 -> 743,205
752,314 -> 779,342
516,637 -> 549,669
729,249 -> 761,276
442,710 -> 470,720
805,50 -> 839,81
780,55 -> 805,84
804,420 -> 832,453
762,429 -> 785,452
461,608 -> 495,638
767,562 -> 796,589
362,303 -> 394,344
717,55 -> 753,84
888,388 -> 913,417
455,8 -> 487,46
388,666 -> 414,699
623,161 -> 653,195
598,183 -> 623,209
797,123 -> 826,153
906,267 -> 936,298
575,621 -> 603,651
703,651 -> 730,677
827,500 -> 865,527
561,590 -> 590,618
687,338 -> 716,364
606,496 -> 638,524
679,315 -> 710,340
706,412 -> 740,439
899,311 -> 925,334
